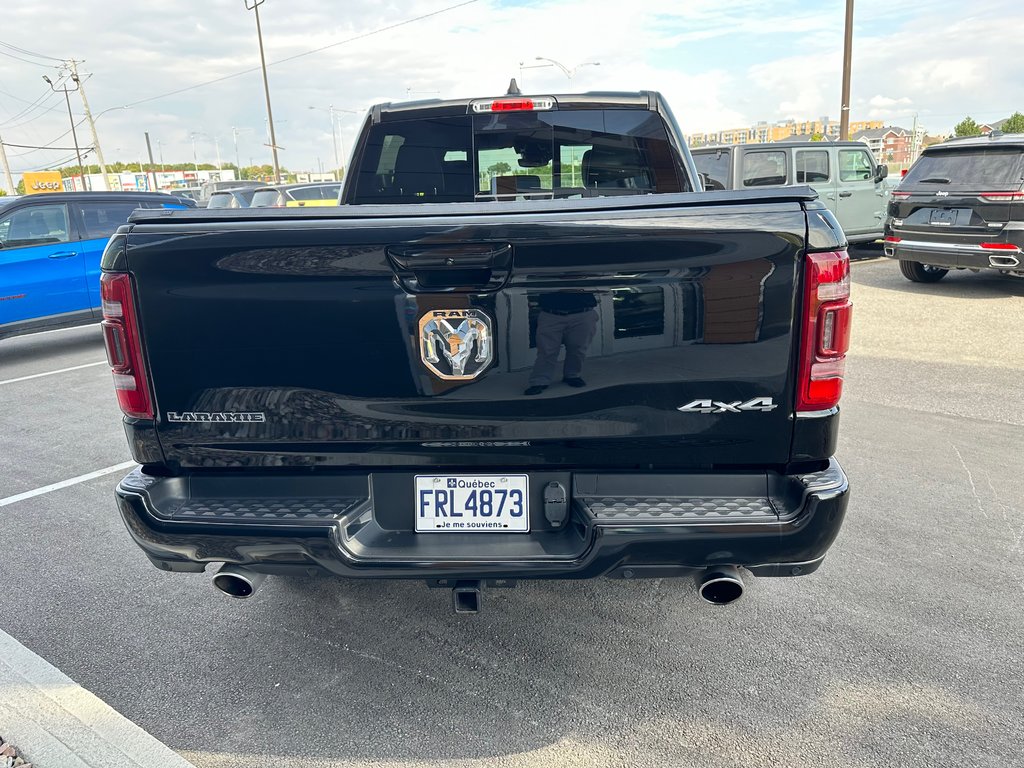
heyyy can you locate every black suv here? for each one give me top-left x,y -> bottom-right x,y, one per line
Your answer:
884,133 -> 1024,282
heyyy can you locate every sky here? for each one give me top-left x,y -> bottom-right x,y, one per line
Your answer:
1,0 -> 1022,180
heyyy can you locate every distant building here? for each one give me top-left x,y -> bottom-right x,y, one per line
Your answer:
688,117 -> 883,147
979,118 -> 1007,134
67,168 -> 237,192
852,125 -> 928,166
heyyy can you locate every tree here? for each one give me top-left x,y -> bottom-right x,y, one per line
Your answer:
487,162 -> 512,176
1002,112 -> 1024,133
954,116 -> 982,137
810,133 -> 825,142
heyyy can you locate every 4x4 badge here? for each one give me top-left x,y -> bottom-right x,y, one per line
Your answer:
677,397 -> 778,414
419,309 -> 493,381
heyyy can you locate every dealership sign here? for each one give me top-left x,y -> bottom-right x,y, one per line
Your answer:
23,171 -> 65,195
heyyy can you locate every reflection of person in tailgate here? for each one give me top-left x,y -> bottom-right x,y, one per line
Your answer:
525,292 -> 599,395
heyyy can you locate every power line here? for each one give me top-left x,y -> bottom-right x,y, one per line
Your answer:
0,88 -> 65,128
4,141 -> 89,150
6,116 -> 90,158
0,39 -> 64,63
0,47 -> 59,68
123,0 -> 480,108
12,150 -> 92,174
0,89 -> 68,128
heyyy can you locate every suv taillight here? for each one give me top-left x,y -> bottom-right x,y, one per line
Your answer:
797,250 -> 852,412
979,191 -> 1024,202
100,273 -> 153,419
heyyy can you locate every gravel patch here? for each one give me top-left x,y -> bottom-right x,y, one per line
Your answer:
0,735 -> 33,767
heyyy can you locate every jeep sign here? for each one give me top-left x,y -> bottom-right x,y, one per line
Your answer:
23,171 -> 65,195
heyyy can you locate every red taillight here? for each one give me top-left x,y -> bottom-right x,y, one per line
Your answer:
979,191 -> 1024,202
797,250 -> 852,412
100,273 -> 153,419
980,242 -> 1021,251
884,236 -> 901,243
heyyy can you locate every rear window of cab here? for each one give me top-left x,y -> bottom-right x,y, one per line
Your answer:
353,109 -> 687,204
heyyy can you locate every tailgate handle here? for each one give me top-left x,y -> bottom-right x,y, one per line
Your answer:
386,243 -> 513,293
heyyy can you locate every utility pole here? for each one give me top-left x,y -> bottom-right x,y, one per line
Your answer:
910,112 -> 919,166
145,132 -> 156,190
245,0 -> 281,183
214,136 -> 223,170
0,135 -> 15,195
67,60 -> 109,190
329,107 -> 339,176
839,0 -> 854,141
43,75 -> 86,190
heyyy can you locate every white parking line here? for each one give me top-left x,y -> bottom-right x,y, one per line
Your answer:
0,461 -> 136,508
0,361 -> 107,386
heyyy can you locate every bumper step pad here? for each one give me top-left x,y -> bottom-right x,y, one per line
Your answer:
580,496 -> 776,522
162,497 -> 364,523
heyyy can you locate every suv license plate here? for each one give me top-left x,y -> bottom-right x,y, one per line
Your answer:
414,475 -> 529,533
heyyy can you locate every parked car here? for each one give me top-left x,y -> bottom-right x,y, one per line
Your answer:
691,141 -> 890,243
249,182 -> 341,208
206,188 -> 258,209
106,86 -> 850,612
168,187 -> 203,202
0,191 -> 195,340
884,132 -> 1024,282
198,179 -> 263,205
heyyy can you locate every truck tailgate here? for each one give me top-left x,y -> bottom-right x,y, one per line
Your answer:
123,196 -> 810,471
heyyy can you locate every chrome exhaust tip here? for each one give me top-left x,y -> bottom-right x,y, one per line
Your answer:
989,253 -> 1021,269
698,565 -> 745,605
212,564 -> 266,599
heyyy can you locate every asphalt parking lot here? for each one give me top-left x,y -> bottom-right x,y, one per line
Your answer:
1,258 -> 1022,768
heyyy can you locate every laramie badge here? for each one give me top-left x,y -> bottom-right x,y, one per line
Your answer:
419,309 -> 493,380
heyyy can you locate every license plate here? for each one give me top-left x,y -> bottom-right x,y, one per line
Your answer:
415,475 -> 529,533
929,209 -> 956,226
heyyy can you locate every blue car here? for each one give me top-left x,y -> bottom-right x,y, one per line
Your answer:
0,191 -> 195,340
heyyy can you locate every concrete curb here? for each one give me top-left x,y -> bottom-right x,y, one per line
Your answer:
0,629 -> 197,768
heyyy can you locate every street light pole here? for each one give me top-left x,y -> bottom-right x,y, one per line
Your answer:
531,57 -> 601,81
43,75 -> 87,190
245,0 -> 281,183
329,106 -> 339,176
839,0 -> 854,141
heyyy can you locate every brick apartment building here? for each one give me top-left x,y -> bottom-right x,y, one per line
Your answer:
688,117 -> 883,147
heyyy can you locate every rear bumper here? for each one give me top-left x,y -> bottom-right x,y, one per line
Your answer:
883,237 -> 1023,270
115,461 -> 849,581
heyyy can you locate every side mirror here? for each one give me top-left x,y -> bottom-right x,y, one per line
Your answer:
875,165 -> 889,182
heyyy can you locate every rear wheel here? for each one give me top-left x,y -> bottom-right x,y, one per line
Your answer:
899,260 -> 948,283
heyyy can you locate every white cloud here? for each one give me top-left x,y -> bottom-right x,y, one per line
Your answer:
1,0 -> 1022,177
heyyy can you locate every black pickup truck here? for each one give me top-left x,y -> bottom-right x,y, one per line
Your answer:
104,86 -> 851,612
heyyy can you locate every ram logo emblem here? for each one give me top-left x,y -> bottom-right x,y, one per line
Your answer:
677,397 -> 778,414
419,309 -> 493,381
